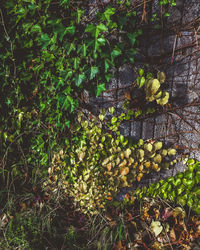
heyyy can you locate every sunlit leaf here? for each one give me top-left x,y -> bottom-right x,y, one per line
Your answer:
96,83 -> 106,97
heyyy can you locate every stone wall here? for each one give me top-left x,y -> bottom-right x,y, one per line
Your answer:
88,0 -> 200,192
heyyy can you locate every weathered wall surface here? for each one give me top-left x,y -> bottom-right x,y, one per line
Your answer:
89,0 -> 200,191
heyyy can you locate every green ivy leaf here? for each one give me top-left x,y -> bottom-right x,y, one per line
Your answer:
111,47 -> 122,61
96,83 -> 106,97
74,57 -> 80,70
97,37 -> 106,45
109,107 -> 115,114
76,9 -> 84,23
105,59 -> 111,73
86,23 -> 107,39
138,68 -> 144,77
65,120 -> 70,128
184,170 -> 194,180
59,95 -> 75,112
174,178 -> 182,186
103,7 -> 115,23
105,73 -> 113,82
85,24 -> 96,35
195,171 -> 200,183
41,154 -> 48,165
187,159 -> 195,165
77,44 -> 87,57
75,73 -> 85,87
164,12 -> 170,17
65,70 -> 73,80
66,26 -> 76,35
127,32 -> 137,45
28,3 -> 37,10
96,23 -> 107,33
90,66 -> 99,80
139,77 -> 145,88
105,61 -> 109,74
125,48 -> 137,63
65,42 -> 76,55
111,117 -> 118,124
60,0 -> 69,6
40,33 -> 51,49
31,24 -> 41,33
146,72 -> 153,79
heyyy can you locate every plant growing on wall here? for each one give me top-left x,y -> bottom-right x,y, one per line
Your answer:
0,0 -> 144,180
123,70 -> 169,120
130,159 -> 200,214
43,108 -> 178,214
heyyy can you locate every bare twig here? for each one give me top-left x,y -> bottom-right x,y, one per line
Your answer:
141,0 -> 147,23
171,34 -> 177,64
194,28 -> 199,55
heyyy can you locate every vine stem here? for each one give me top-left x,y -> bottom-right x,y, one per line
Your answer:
0,9 -> 16,80
194,27 -> 200,55
141,0 -> 147,23
171,34 -> 177,64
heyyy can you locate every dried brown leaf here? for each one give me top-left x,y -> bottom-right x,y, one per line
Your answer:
169,228 -> 176,242
0,214 -> 8,229
153,208 -> 160,220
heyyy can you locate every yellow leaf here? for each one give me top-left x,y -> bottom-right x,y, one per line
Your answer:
120,167 -> 129,176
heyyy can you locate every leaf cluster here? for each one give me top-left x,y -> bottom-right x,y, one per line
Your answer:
132,159 -> 200,215
43,109 -> 178,214
144,71 -> 169,106
0,0 -> 144,180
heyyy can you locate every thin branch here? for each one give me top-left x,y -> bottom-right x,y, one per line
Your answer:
171,34 -> 177,64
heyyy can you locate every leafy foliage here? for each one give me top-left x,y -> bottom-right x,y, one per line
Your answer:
0,0 -> 144,183
1,0 -> 199,249
131,159 -> 200,215
123,70 -> 169,120
44,108 -> 178,214
142,71 -> 169,105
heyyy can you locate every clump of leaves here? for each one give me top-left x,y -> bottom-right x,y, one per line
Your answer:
123,70 -> 169,121
0,0 -> 144,185
136,70 -> 168,104
43,108 -> 178,214
0,0 -> 177,193
142,71 -> 169,106
131,159 -> 200,215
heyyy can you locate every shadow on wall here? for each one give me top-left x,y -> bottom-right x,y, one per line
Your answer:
171,83 -> 188,106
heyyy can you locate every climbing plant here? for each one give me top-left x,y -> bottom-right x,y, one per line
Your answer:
2,1 -> 200,249
122,70 -> 169,120
43,108 -> 178,214
0,0 -> 178,181
0,0 -> 144,180
130,159 -> 200,215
